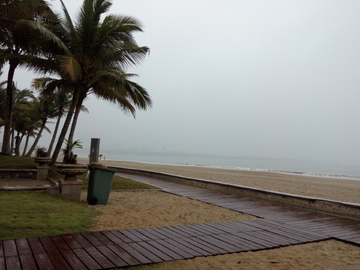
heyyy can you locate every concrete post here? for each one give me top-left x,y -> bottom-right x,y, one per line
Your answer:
36,166 -> 49,180
89,138 -> 100,164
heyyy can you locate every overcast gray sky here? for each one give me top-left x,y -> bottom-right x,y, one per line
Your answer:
3,0 -> 360,165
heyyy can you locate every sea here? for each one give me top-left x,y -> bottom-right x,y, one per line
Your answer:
86,151 -> 360,181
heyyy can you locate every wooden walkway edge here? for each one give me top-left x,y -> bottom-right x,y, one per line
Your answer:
1,172 -> 360,270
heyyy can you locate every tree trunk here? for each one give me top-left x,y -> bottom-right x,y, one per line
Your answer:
51,89 -> 80,164
25,121 -> 46,157
47,112 -> 62,157
15,132 -> 21,156
67,96 -> 84,142
22,133 -> 30,156
1,62 -> 17,154
10,128 -> 15,155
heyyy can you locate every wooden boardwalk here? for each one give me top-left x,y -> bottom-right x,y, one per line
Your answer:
1,172 -> 360,270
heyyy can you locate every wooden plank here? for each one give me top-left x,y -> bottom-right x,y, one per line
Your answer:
236,232 -> 279,249
0,241 -> 3,258
188,224 -> 218,235
46,251 -> 71,270
60,249 -> 87,270
115,241 -> 152,265
107,244 -> 141,266
150,228 -> 179,239
186,235 -> 229,254
108,230 -> 133,243
254,230 -> 296,246
120,230 -> 143,242
19,254 -> 38,270
84,246 -> 115,269
126,229 -> 152,241
70,233 -> 93,248
34,253 -> 56,270
213,233 -> 261,250
3,240 -> 17,257
72,248 -> 101,270
128,242 -> 163,263
39,237 -> 71,270
50,235 -> 70,251
81,232 -> 103,247
171,225 -> 204,237
136,241 -> 173,262
5,256 -> 21,270
136,228 -> 166,240
152,239 -> 194,259
193,223 -> 224,234
15,239 -> 32,255
177,236 -> 221,254
0,257 -> 4,270
96,245 -> 128,268
101,231 -> 124,245
61,234 -> 82,250
91,232 -> 114,246
28,238 -> 46,255
164,238 -> 205,257
39,236 -> 57,253
146,240 -> 183,260
205,222 -> 239,234
195,235 -> 238,253
161,226 -> 192,238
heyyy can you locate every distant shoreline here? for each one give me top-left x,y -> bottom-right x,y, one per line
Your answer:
79,155 -> 360,181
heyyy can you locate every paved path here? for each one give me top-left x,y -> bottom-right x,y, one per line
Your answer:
1,172 -> 360,269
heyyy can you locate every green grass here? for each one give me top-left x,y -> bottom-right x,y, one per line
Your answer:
0,154 -> 37,169
0,191 -> 98,240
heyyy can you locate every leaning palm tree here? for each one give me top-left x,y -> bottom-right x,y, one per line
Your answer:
34,0 -> 152,163
25,95 -> 55,157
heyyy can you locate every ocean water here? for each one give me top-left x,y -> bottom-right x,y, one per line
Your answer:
96,153 -> 360,180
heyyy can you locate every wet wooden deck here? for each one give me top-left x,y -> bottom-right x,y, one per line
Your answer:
1,172 -> 360,269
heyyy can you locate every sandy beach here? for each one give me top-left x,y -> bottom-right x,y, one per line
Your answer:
79,158 -> 360,204
75,158 -> 360,269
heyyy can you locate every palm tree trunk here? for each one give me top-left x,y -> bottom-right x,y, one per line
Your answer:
47,112 -> 62,157
51,89 -> 80,164
1,62 -> 17,154
25,121 -> 46,157
22,133 -> 30,156
10,128 -> 15,155
67,97 -> 83,142
15,132 -> 21,156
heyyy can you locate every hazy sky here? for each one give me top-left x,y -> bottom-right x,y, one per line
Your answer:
3,0 -> 360,164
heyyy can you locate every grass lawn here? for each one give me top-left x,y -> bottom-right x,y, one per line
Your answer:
0,191 -> 98,240
0,154 -> 37,169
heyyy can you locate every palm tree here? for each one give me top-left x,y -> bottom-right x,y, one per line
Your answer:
34,0 -> 152,163
0,0 -> 60,154
45,88 -> 71,157
24,95 -> 55,157
10,87 -> 35,155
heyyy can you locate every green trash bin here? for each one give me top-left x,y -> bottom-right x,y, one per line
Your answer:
87,165 -> 116,205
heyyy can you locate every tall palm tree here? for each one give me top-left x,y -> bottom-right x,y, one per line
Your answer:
34,0 -> 152,163
0,0 -> 60,154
